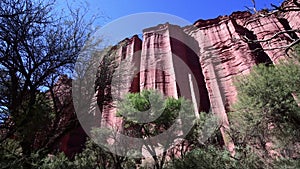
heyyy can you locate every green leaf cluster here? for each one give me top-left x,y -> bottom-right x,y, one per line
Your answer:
230,58 -> 300,158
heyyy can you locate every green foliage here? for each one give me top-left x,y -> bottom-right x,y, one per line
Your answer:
0,138 -> 114,169
273,158 -> 300,169
15,92 -> 54,145
166,145 -> 266,169
291,43 -> 300,62
116,90 -> 197,168
0,139 -> 72,169
38,153 -> 72,169
184,112 -> 221,148
230,62 -> 300,149
0,139 -> 24,169
117,90 -> 196,137
166,146 -> 233,169
73,139 -> 137,169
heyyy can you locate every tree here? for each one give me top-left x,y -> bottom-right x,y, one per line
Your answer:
0,0 -> 97,157
229,47 -> 300,159
165,145 -> 267,169
116,90 -> 199,169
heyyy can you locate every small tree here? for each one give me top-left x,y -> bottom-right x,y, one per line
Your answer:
116,90 -> 196,169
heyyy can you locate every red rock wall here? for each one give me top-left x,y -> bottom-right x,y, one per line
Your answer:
101,35 -> 142,127
97,7 -> 300,151
244,13 -> 291,63
282,0 -> 300,37
52,0 -> 300,157
55,0 -> 299,156
47,76 -> 88,158
183,12 -> 262,151
183,9 -> 298,150
139,23 -> 210,112
140,24 -> 179,98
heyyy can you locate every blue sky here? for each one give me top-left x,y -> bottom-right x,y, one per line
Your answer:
59,0 -> 284,45
87,0 -> 284,24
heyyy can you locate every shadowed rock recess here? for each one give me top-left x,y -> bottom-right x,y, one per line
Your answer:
60,1 -> 300,156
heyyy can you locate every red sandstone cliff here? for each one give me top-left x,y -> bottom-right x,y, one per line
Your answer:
96,1 -> 300,152
56,0 -> 300,156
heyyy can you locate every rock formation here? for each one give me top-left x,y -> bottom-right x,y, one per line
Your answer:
97,1 -> 300,152
58,0 -> 300,156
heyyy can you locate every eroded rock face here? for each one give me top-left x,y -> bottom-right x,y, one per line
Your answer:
244,14 -> 291,63
100,5 -> 299,150
100,35 -> 142,127
139,23 -> 210,112
97,4 -> 299,153
182,12 -> 271,152
56,0 -> 300,156
282,0 -> 300,37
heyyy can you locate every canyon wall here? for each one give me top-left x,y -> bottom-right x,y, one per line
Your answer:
98,4 -> 300,150
58,0 -> 300,155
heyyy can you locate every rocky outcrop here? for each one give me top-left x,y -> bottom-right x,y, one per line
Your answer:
97,2 -> 300,151
54,0 -> 299,156
100,35 -> 142,127
140,23 -> 210,112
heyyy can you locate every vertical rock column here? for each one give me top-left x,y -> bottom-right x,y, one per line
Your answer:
128,35 -> 143,93
140,23 -> 211,113
185,13 -> 261,152
101,35 -> 142,127
168,24 -> 211,113
140,24 -> 179,98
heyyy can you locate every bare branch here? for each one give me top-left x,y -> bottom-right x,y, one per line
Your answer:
243,29 -> 300,44
248,39 -> 300,54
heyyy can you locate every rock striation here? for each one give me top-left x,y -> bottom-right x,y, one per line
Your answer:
57,0 -> 300,156
96,1 -> 300,152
